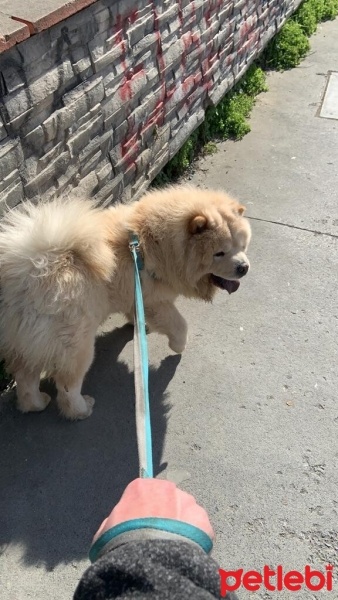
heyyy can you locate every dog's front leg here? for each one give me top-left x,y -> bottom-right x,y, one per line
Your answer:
145,302 -> 188,354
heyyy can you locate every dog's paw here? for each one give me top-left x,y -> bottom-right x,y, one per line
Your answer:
18,392 -> 51,413
59,394 -> 95,421
83,395 -> 95,410
73,395 -> 95,420
169,336 -> 187,354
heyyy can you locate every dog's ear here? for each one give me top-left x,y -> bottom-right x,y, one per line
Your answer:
232,203 -> 246,216
188,215 -> 208,235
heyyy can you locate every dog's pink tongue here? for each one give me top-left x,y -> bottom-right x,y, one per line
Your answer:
224,280 -> 240,294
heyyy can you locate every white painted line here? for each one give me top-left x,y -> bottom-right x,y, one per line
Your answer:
320,71 -> 338,120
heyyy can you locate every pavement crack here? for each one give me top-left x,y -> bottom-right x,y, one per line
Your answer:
247,216 -> 338,239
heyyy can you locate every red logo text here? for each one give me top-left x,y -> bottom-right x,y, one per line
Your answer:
219,565 -> 333,595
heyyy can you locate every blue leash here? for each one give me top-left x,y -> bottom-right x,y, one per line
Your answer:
89,234 -> 214,563
129,234 -> 153,479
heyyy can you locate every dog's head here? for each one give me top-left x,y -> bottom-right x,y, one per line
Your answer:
133,186 -> 251,301
185,191 -> 251,299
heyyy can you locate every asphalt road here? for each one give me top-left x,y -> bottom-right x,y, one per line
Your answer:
1,18 -> 337,600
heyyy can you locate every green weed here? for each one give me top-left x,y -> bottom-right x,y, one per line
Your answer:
295,1 -> 318,35
261,21 -> 310,70
263,0 -> 338,70
203,142 -> 218,155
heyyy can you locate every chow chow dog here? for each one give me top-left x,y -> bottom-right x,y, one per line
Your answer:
0,186 -> 251,420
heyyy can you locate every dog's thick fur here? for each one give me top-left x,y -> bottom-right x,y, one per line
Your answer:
0,186 -> 251,420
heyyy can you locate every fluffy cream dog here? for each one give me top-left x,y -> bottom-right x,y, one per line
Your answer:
0,186 -> 251,420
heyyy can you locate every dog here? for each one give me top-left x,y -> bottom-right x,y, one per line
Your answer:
0,186 -> 251,420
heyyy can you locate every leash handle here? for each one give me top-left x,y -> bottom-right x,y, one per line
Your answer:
129,235 -> 153,479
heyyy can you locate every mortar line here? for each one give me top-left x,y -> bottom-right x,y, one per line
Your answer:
246,216 -> 338,240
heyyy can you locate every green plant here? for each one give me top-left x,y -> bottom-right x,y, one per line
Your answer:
262,0 -> 338,70
294,1 -> 318,35
294,0 -> 338,34
239,64 -> 268,96
319,0 -> 338,20
262,21 -> 310,70
204,93 -> 253,140
222,93 -> 254,139
307,0 -> 326,20
203,141 -> 218,155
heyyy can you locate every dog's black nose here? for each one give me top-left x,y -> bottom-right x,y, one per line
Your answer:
236,263 -> 249,276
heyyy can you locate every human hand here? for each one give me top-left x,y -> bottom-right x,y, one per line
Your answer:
93,478 -> 215,543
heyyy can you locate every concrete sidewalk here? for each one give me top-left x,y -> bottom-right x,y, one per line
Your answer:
1,18 -> 337,600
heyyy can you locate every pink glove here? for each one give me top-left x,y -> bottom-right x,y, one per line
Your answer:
90,478 -> 214,562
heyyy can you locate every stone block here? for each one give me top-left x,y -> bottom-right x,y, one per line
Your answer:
56,161 -> 81,194
218,2 -> 234,23
24,151 -> 71,198
103,70 -> 125,98
63,75 -> 104,109
128,14 -> 155,47
0,181 -> 24,215
31,59 -> 75,105
147,147 -> 170,182
132,174 -> 147,196
90,41 -> 127,74
37,141 -> 65,172
0,139 -> 23,181
1,88 -> 31,123
123,161 -> 137,186
67,114 -> 104,157
160,39 -> 185,73
0,118 -> 7,142
132,33 -> 158,59
0,65 -> 25,95
209,71 -> 234,106
102,92 -> 125,123
22,125 -> 45,156
72,55 -> 93,79
80,151 -> 102,179
103,105 -> 127,131
96,160 -> 113,186
94,173 -> 124,205
113,120 -> 129,146
168,112 -> 200,159
135,148 -> 151,176
0,168 -> 20,193
73,170 -> 98,197
6,96 -> 54,135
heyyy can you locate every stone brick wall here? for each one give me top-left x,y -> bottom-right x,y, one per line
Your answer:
0,0 -> 302,211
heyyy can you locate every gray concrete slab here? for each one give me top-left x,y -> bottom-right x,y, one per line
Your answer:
0,11 -> 29,51
320,71 -> 338,120
0,0 -> 97,35
1,18 -> 338,600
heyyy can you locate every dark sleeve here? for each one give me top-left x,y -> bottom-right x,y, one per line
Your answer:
74,540 -> 239,599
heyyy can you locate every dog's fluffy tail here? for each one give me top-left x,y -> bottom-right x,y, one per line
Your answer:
0,197 -> 114,282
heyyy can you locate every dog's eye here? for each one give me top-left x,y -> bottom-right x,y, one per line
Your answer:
214,251 -> 225,257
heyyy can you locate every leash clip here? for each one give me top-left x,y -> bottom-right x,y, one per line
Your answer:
129,234 -> 144,271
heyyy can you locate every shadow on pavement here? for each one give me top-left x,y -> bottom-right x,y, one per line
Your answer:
0,324 -> 180,569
